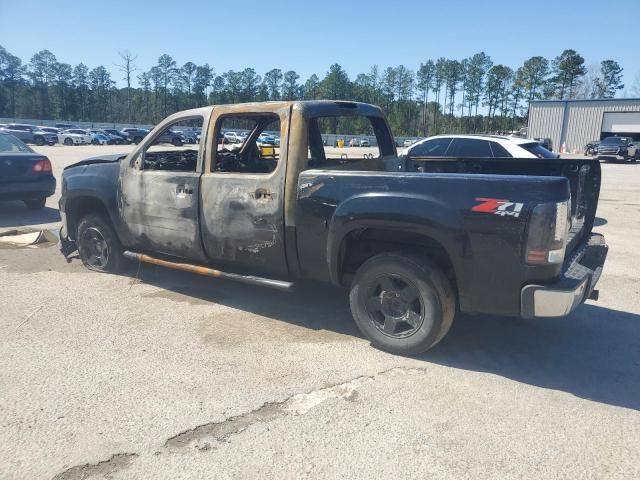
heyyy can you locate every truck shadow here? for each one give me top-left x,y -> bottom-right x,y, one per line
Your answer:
130,263 -> 360,337
131,263 -> 639,411
0,201 -> 60,228
425,306 -> 640,412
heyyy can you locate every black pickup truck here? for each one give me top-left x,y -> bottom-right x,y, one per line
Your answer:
58,101 -> 607,354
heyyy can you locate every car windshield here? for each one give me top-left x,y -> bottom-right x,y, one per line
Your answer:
601,137 -> 628,145
520,142 -> 558,159
0,134 -> 32,153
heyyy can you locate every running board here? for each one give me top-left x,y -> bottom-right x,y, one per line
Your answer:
123,251 -> 295,292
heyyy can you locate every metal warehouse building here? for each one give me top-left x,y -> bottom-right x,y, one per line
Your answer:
528,98 -> 640,154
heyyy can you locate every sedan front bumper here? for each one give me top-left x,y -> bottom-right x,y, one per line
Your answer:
521,233 -> 607,318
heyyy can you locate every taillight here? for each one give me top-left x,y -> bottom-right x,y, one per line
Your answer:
32,158 -> 52,173
525,200 -> 570,265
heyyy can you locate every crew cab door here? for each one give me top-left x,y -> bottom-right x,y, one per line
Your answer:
199,104 -> 290,276
118,112 -> 209,262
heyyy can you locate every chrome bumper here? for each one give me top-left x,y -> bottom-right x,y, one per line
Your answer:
521,234 -> 607,318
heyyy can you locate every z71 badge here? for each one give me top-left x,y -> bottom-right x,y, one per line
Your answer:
472,197 -> 524,218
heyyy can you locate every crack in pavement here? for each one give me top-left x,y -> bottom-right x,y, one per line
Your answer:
52,453 -> 138,480
51,367 -> 427,477
165,375 -> 374,451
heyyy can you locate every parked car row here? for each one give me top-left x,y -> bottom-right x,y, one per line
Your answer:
348,138 -> 371,147
218,130 -> 280,147
0,124 -> 59,146
0,123 -> 154,146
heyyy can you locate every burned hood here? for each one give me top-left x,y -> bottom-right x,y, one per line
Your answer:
64,153 -> 127,170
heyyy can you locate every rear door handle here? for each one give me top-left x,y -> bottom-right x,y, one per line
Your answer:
176,185 -> 193,195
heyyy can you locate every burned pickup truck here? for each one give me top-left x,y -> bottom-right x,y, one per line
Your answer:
59,101 -> 607,354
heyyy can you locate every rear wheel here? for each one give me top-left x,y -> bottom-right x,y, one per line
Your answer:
24,197 -> 46,210
349,253 -> 455,355
34,136 -> 45,146
76,214 -> 124,273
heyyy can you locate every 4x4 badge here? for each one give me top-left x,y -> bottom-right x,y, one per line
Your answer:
472,197 -> 524,218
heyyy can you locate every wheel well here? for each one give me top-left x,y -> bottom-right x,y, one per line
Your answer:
338,228 -> 457,292
65,197 -> 112,240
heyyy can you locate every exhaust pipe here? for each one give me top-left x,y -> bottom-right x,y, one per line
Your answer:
123,251 -> 295,292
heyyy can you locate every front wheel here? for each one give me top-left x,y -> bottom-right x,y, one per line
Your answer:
34,136 -> 45,146
76,214 -> 124,273
349,253 -> 455,355
64,138 -> 73,146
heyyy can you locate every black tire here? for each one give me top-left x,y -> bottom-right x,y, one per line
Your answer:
64,138 -> 73,146
34,136 -> 45,146
133,136 -> 142,144
172,137 -> 183,147
24,197 -> 46,210
349,253 -> 455,355
92,139 -> 99,145
76,214 -> 124,273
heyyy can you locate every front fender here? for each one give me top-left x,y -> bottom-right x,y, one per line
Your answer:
326,192 -> 468,285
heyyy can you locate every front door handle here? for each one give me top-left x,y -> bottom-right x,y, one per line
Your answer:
254,188 -> 273,200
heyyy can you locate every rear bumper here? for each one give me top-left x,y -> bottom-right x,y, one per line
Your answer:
521,233 -> 607,319
0,176 -> 56,200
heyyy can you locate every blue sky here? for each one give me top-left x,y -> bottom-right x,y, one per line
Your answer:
2,0 -> 639,92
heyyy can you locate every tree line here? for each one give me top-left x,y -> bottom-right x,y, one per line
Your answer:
0,45 -> 626,136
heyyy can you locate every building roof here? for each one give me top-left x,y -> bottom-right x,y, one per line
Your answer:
530,98 -> 640,104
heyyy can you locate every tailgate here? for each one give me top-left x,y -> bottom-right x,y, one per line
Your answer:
408,157 -> 601,254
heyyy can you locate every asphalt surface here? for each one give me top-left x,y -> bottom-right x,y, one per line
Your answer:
1,145 -> 639,480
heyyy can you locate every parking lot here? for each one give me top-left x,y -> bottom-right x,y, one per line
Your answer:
1,144 -> 639,479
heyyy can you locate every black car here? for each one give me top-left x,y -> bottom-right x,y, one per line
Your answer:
596,136 -> 639,162
119,128 -> 149,144
102,129 -> 129,144
153,129 -> 184,146
0,133 -> 56,209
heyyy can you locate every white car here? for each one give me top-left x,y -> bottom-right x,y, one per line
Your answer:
63,129 -> 92,144
223,132 -> 242,144
403,138 -> 417,147
402,134 -> 559,159
57,130 -> 85,146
